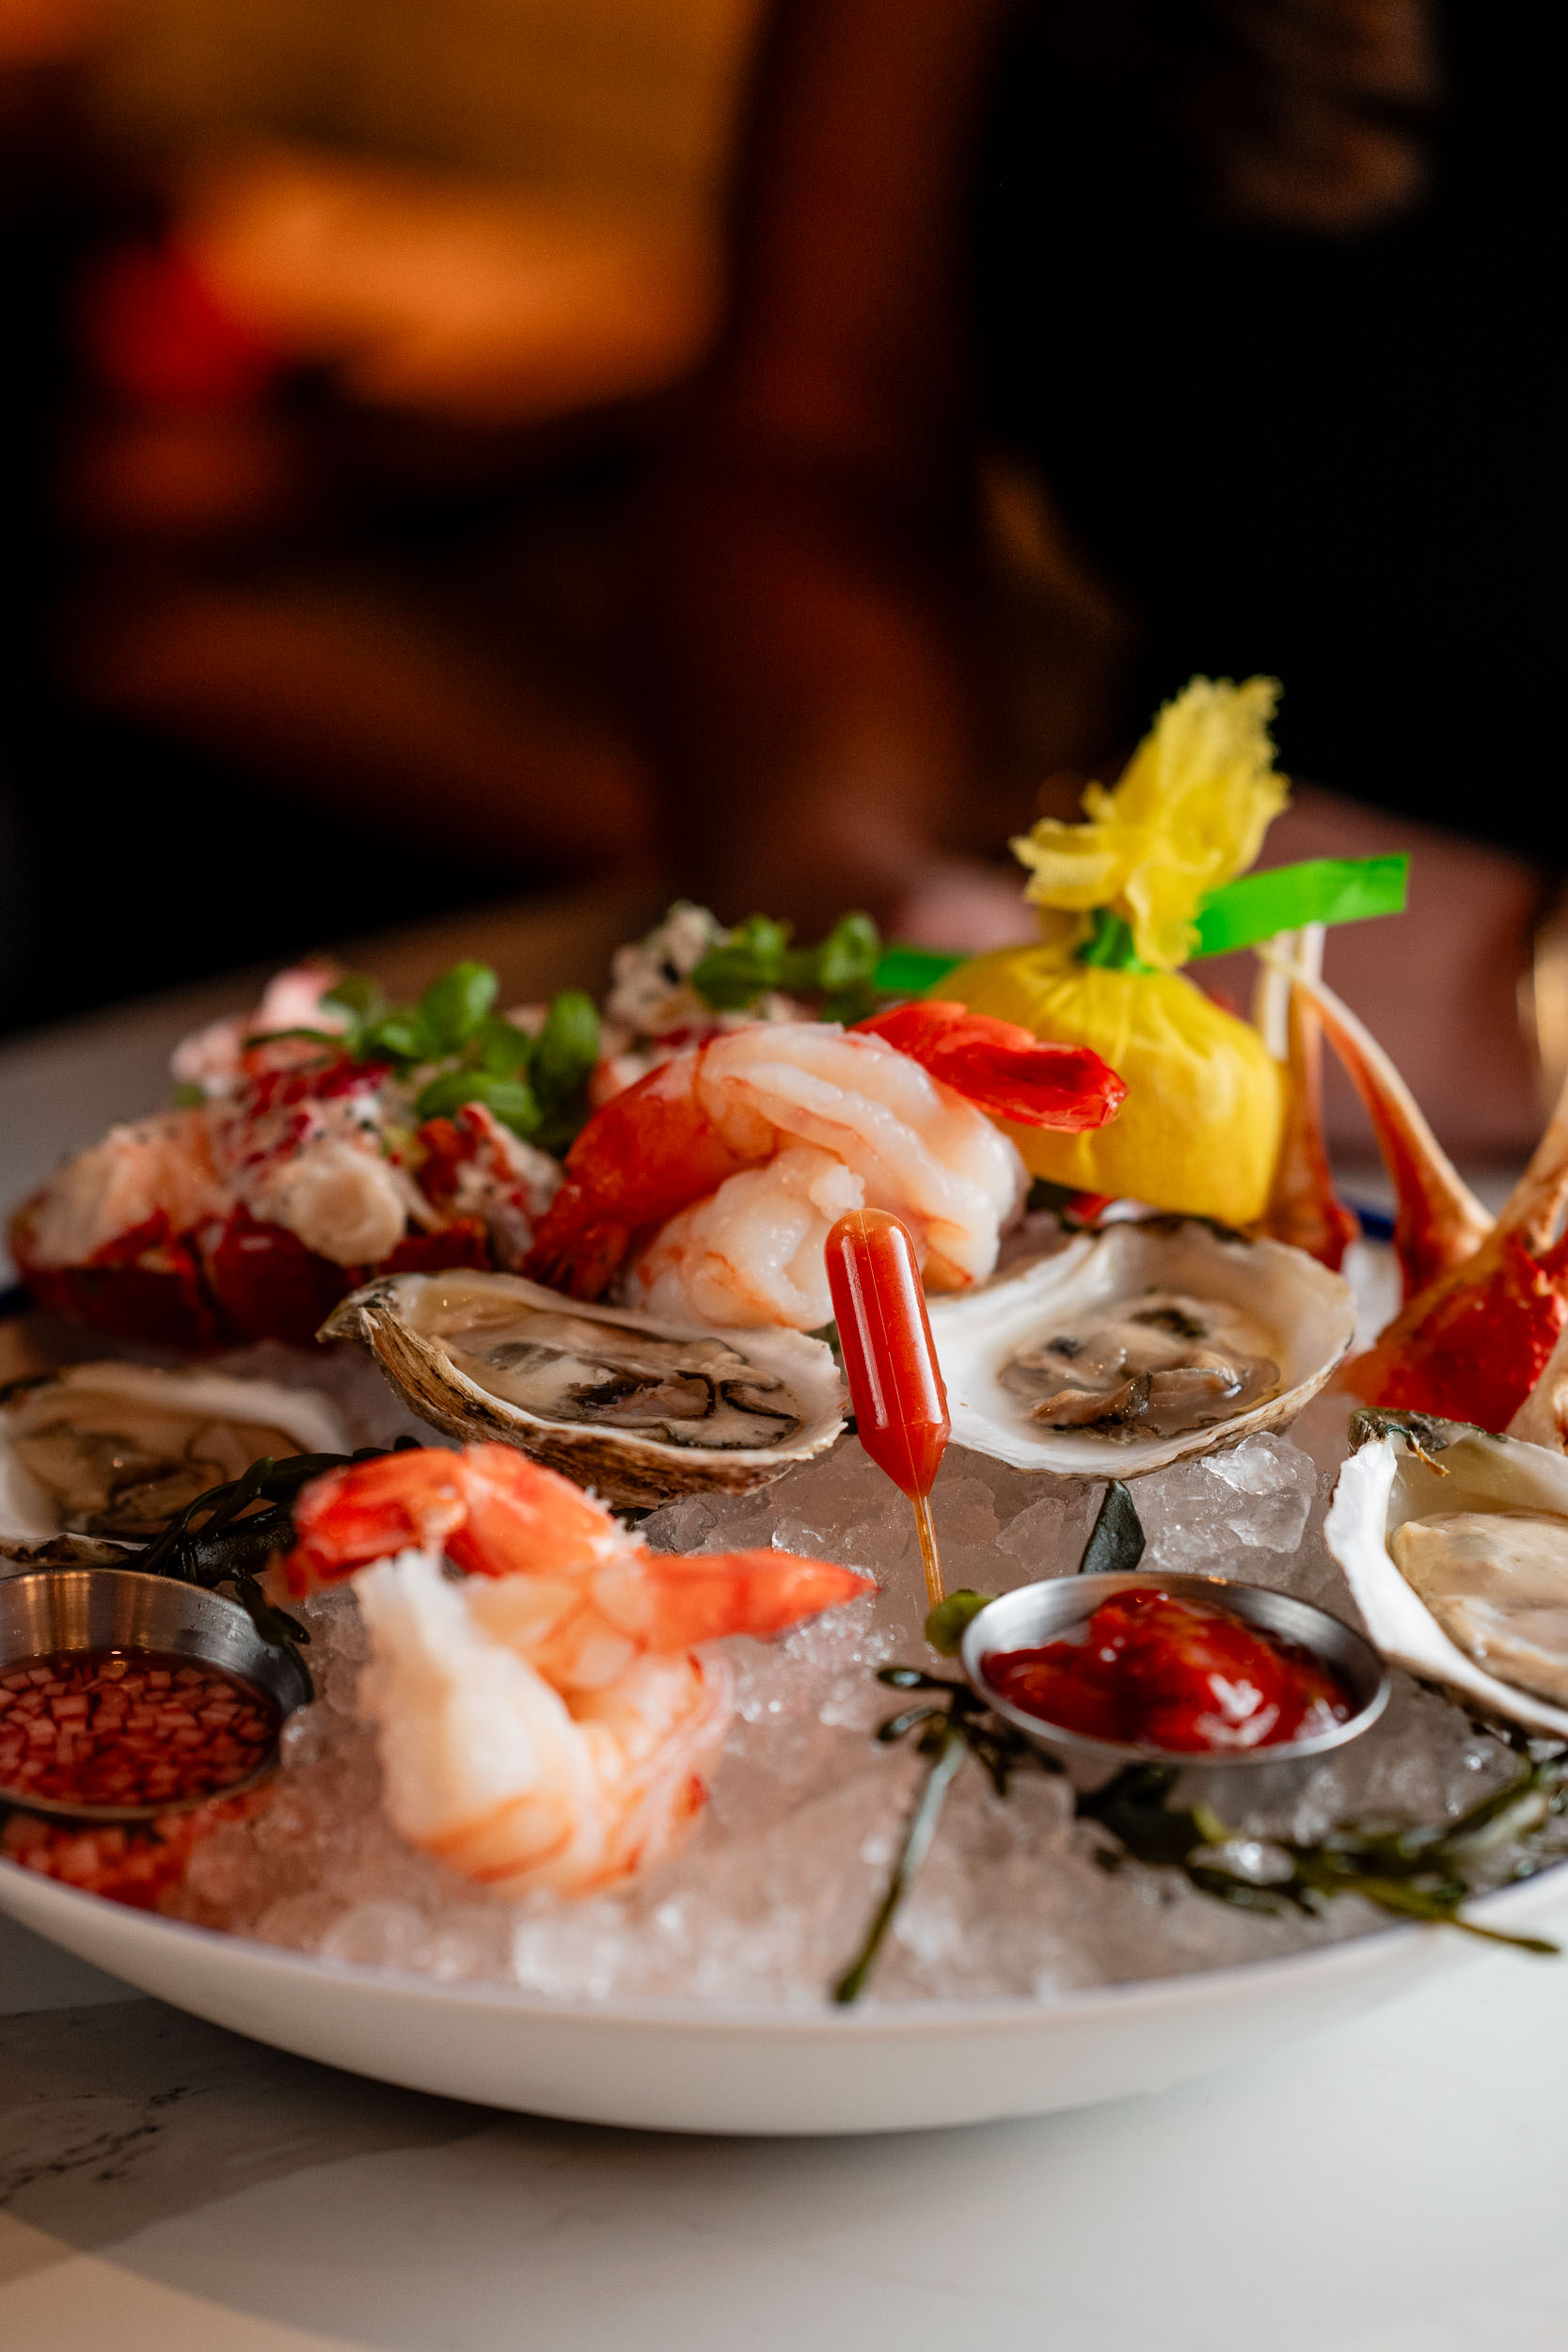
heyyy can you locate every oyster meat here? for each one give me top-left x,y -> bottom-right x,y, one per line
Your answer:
929,1218 -> 1355,1478
0,1362 -> 348,1565
1000,1291 -> 1280,1438
1325,1413 -> 1568,1737
322,1271 -> 846,1507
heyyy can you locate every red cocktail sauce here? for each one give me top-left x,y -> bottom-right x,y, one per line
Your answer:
0,1647 -> 280,1810
983,1587 -> 1353,1754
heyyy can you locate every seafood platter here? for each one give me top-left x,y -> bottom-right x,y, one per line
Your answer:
6,677 -> 1568,2135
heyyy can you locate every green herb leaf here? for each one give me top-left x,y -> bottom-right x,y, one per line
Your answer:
474,1016 -> 537,1077
171,1081 -> 206,1109
416,1067 -> 539,1136
417,961 -> 499,1056
362,1013 -> 426,1066
1078,1481 -> 1146,1576
531,989 -> 599,1104
816,911 -> 880,993
924,1589 -> 996,1657
691,914 -> 793,1010
322,972 -> 386,1025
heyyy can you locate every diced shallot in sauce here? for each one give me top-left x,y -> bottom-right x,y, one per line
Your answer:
0,1648 -> 279,1809
983,1588 -> 1353,1754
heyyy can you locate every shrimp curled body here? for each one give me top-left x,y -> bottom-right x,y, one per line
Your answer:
286,1445 -> 867,1895
521,1009 -> 1123,1327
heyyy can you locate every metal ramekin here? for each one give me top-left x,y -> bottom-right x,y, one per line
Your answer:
0,1568 -> 312,1824
960,1571 -> 1390,1772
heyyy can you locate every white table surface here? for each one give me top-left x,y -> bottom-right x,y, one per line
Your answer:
4,964 -> 1567,2352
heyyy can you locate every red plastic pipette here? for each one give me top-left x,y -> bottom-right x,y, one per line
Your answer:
824,1208 -> 951,1610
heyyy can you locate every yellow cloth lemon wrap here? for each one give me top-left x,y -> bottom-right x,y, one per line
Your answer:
945,949 -> 1285,1227
1010,675 -> 1289,971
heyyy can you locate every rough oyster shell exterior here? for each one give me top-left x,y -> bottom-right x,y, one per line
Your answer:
321,1271 -> 847,1508
927,1217 -> 1357,1479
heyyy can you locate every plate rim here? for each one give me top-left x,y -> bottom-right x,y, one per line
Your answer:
5,1845 -> 1564,2036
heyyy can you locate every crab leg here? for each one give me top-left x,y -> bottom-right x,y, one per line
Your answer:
1252,929 -> 1361,1271
1339,1061 -> 1568,1431
1259,946 -> 1491,1299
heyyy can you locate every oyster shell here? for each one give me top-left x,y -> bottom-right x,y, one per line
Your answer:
927,1217 -> 1356,1477
321,1271 -> 847,1508
0,1362 -> 349,1564
1325,1413 -> 1568,1738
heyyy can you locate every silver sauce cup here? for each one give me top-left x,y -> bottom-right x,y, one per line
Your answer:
0,1568 -> 312,1824
960,1570 -> 1390,1773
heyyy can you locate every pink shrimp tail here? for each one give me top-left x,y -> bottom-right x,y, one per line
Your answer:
631,1550 -> 872,1649
521,1050 -> 752,1301
856,1002 -> 1125,1132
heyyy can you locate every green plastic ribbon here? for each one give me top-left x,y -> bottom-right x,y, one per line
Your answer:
1189,853 -> 1408,960
874,852 -> 1408,992
874,945 -> 965,994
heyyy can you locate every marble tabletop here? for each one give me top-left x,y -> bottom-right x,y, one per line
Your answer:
4,924 -> 1568,2352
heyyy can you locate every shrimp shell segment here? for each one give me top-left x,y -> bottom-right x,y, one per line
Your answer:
1325,1417 -> 1568,1738
928,1218 -> 1357,1478
320,1271 -> 847,1508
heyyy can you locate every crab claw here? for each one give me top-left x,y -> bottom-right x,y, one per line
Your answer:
1252,933 -> 1361,1272
1259,946 -> 1491,1299
855,1002 -> 1126,1131
1342,1068 -> 1568,1432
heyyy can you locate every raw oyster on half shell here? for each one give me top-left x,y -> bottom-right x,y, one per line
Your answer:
928,1217 -> 1356,1478
0,1362 -> 349,1564
321,1270 -> 846,1507
1325,1411 -> 1568,1738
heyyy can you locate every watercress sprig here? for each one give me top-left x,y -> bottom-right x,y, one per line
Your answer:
690,911 -> 885,1025
250,961 -> 600,1152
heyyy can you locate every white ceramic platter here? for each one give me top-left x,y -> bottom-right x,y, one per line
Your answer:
5,1854 -> 1567,2135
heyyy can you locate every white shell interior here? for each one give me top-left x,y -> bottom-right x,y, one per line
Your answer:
1324,1424 -> 1568,1739
0,1363 -> 349,1549
928,1221 -> 1357,1478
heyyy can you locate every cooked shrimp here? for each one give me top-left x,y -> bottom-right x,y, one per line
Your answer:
521,1010 -> 1122,1327
286,1445 -> 869,1895
353,1552 -> 729,1893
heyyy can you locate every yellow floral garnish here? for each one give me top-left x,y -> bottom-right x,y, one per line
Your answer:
1010,676 -> 1289,971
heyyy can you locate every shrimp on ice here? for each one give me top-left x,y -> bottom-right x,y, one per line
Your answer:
520,1006 -> 1124,1328
284,1445 -> 868,1895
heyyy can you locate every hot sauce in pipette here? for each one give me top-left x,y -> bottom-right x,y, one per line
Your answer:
824,1209 -> 950,1611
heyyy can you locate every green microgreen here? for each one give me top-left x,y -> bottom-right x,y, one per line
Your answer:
690,911 -> 887,1024
310,961 -> 599,1151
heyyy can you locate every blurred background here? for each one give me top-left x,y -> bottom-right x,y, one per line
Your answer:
0,0 -> 1558,1155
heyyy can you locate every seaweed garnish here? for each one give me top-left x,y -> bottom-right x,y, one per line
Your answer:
832,1481 -> 1563,2001
128,1437 -> 422,1647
